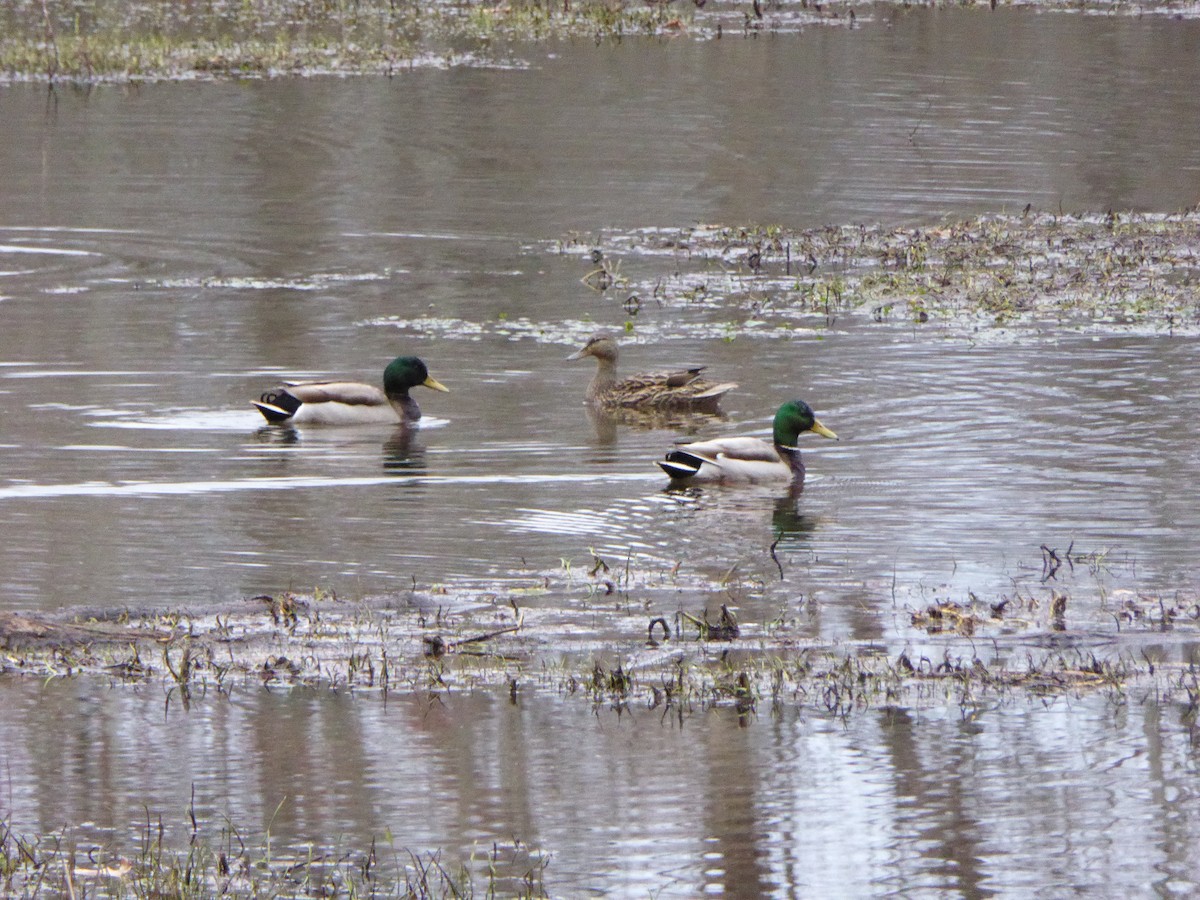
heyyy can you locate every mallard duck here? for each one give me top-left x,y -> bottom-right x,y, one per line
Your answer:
658,399 -> 837,484
252,355 -> 448,426
567,333 -> 737,410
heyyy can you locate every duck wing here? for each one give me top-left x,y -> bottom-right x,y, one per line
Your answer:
607,371 -> 738,408
283,381 -> 388,406
674,436 -> 782,465
664,366 -> 706,388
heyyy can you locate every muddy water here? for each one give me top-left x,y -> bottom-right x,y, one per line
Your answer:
3,7 -> 1200,896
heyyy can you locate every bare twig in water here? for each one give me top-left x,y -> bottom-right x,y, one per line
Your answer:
908,95 -> 935,144
1040,544 -> 1061,581
431,609 -> 526,656
770,536 -> 785,580
453,617 -> 525,647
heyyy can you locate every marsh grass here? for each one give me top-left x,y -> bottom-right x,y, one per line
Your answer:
563,209 -> 1200,333
0,537 -> 1193,715
0,0 -> 694,82
0,810 -> 550,899
6,0 -> 1198,82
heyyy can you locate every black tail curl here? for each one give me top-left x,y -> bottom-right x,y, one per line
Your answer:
258,390 -> 302,415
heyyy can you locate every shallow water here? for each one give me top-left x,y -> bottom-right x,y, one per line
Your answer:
2,679 -> 1199,896
3,6 -> 1200,895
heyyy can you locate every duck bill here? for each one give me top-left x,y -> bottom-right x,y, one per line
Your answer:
423,376 -> 450,393
566,348 -> 586,361
810,419 -> 838,440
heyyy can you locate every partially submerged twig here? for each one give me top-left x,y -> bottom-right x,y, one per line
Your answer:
424,609 -> 526,657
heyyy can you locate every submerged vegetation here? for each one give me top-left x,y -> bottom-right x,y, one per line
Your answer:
555,208 -> 1200,334
2,538 -> 1196,712
0,811 -> 550,898
2,0 -> 1198,83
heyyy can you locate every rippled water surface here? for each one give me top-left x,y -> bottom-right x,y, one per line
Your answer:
3,7 -> 1200,896
3,679 -> 1199,896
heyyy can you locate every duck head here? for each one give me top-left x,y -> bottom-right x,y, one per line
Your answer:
383,356 -> 449,398
567,333 -> 619,363
773,399 -> 838,447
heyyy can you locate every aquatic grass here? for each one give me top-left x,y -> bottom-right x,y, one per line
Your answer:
0,601 -> 1168,714
0,536 -> 1193,715
456,0 -> 680,41
562,209 -> 1200,334
0,0 -> 695,82
0,810 -> 550,899
9,0 -> 1199,82
0,30 -> 422,81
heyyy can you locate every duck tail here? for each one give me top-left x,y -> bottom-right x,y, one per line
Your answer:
692,381 -> 738,400
252,389 -> 301,424
664,366 -> 707,388
659,449 -> 705,479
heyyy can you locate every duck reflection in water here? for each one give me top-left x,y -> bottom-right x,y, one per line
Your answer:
658,484 -> 822,557
253,424 -> 301,446
250,423 -> 427,475
771,493 -> 818,545
382,426 -> 427,475
584,401 -> 728,446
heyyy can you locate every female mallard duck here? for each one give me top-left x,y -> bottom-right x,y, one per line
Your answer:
659,399 -> 837,484
567,333 -> 737,411
252,355 -> 448,426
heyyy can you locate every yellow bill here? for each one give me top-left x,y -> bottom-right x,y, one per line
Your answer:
423,375 -> 450,393
810,419 -> 838,440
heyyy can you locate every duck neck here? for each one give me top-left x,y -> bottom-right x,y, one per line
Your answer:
587,357 -> 620,401
388,391 -> 421,422
775,443 -> 806,480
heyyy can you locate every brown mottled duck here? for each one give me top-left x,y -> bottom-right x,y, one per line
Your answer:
567,333 -> 737,411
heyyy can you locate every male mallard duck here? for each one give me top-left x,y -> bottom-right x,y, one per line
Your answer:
252,355 -> 448,426
658,399 -> 837,484
567,333 -> 737,410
